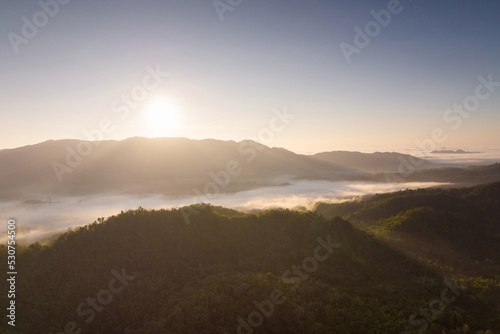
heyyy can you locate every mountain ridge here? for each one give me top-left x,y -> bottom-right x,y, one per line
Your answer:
0,137 -> 427,199
1,137 -> 498,201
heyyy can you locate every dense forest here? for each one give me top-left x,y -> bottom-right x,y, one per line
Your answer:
2,183 -> 500,333
314,181 -> 500,278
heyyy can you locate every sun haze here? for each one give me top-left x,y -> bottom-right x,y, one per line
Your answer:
144,98 -> 181,137
1,1 -> 499,153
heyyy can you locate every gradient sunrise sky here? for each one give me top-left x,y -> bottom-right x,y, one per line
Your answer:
1,0 -> 499,153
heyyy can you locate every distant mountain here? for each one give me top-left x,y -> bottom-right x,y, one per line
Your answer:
0,137 -> 359,199
0,138 -> 495,201
312,150 -> 433,173
431,149 -> 474,154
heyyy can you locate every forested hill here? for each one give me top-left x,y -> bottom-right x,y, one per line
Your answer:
314,181 -> 500,277
1,203 -> 499,333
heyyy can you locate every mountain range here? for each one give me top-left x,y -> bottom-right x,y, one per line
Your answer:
0,137 -> 498,201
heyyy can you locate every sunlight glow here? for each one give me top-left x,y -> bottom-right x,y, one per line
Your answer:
145,99 -> 180,136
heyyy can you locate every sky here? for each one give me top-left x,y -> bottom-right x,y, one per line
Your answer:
1,0 -> 499,154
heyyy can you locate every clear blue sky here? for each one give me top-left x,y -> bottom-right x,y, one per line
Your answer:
1,0 -> 499,153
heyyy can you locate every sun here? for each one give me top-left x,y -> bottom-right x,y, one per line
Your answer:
145,99 -> 180,136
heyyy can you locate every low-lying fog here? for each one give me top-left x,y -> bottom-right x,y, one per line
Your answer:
0,180 -> 446,244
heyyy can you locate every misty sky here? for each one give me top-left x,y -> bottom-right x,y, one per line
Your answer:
1,0 -> 499,153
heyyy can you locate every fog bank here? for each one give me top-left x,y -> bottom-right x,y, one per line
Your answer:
0,180 -> 446,244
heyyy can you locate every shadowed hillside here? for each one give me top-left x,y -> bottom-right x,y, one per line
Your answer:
315,181 -> 500,281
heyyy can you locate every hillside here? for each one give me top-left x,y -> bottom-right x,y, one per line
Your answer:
315,181 -> 500,280
1,204 -> 499,333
